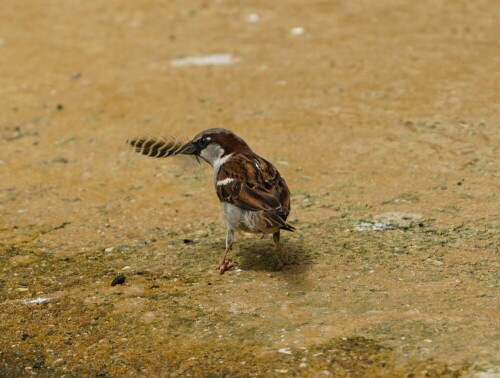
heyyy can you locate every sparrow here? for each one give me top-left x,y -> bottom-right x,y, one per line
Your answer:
127,128 -> 295,274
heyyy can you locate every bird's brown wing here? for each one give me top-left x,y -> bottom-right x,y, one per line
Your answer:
217,179 -> 281,212
216,154 -> 291,216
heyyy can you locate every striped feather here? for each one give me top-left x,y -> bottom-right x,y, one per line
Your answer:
126,136 -> 189,158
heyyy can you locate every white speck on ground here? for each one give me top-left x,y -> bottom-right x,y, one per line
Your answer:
21,297 -> 51,305
475,371 -> 500,378
290,27 -> 304,36
170,54 -> 237,67
246,13 -> 260,23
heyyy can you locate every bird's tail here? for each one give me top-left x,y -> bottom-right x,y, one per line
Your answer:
280,222 -> 296,232
262,211 -> 296,232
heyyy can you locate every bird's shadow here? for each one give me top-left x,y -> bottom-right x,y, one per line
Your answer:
234,235 -> 310,276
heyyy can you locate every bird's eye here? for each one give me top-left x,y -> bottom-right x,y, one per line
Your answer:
197,137 -> 210,148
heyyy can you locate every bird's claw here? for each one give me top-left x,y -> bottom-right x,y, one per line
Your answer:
277,258 -> 288,270
218,259 -> 237,274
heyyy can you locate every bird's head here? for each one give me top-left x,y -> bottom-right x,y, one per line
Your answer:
182,128 -> 251,166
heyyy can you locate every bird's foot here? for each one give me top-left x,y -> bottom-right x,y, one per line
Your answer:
277,256 -> 289,270
218,259 -> 237,275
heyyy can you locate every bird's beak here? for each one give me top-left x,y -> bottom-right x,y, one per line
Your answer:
179,141 -> 197,155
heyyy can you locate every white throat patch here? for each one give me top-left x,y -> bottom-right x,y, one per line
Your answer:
200,144 -> 224,166
213,153 -> 233,176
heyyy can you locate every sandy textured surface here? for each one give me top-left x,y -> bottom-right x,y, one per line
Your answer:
1,0 -> 499,376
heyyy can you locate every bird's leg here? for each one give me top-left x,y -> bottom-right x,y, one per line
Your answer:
218,228 -> 237,274
273,231 -> 288,270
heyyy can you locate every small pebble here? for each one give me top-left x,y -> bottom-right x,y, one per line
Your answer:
116,245 -> 131,252
183,239 -> 194,244
21,332 -> 31,340
111,274 -> 126,286
52,157 -> 69,164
